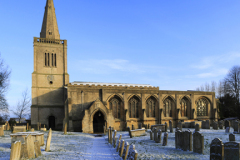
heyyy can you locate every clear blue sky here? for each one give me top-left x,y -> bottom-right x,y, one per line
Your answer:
1,0 -> 240,117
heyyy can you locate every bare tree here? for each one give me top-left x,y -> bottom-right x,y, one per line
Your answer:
205,82 -> 210,91
0,54 -> 11,122
12,89 -> 31,123
211,81 -> 216,92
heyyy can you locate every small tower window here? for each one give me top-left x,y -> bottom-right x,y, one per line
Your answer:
54,54 -> 57,67
47,53 -> 49,66
45,53 -> 47,66
52,53 -> 54,66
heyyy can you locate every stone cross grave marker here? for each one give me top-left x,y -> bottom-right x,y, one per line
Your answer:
162,132 -> 168,146
119,140 -> 125,157
157,129 -> 162,143
195,124 -> 200,132
116,134 -> 122,152
150,131 -> 153,140
122,141 -> 130,160
210,138 -> 224,160
154,128 -> 158,142
229,133 -> 235,141
10,141 -> 22,160
169,120 -> 173,133
34,140 -> 42,158
193,131 -> 204,154
224,141 -> 240,160
127,144 -> 138,160
183,130 -> 192,151
225,127 -> 230,133
45,128 -> 52,151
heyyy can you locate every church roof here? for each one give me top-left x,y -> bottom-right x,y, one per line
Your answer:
70,81 -> 154,87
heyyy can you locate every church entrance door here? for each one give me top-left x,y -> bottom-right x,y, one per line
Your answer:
93,111 -> 105,133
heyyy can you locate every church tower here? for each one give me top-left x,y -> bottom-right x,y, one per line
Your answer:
31,0 -> 69,130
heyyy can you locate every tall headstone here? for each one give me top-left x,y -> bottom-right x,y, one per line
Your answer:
0,127 -> 4,136
169,120 -> 173,133
234,120 -> 238,133
119,140 -> 125,157
27,123 -> 29,130
213,121 -> 218,130
193,131 -> 204,154
224,142 -> 240,160
154,128 -> 158,142
45,128 -> 52,151
225,120 -> 230,129
64,123 -> 67,135
219,121 -> 223,129
150,131 -> 153,140
183,130 -> 192,151
175,130 -> 183,149
165,122 -> 168,132
110,127 -> 113,145
156,129 -> 162,143
25,134 -> 35,159
195,124 -> 200,132
113,130 -> 117,147
210,138 -> 224,160
162,132 -> 168,146
177,122 -> 182,131
34,140 -> 42,158
122,141 -> 130,160
225,127 -> 230,133
127,145 -> 138,160
10,141 -> 22,160
116,134 -> 122,152
229,133 -> 235,142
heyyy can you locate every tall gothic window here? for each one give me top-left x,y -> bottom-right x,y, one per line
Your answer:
196,98 -> 209,116
146,97 -> 156,117
163,97 -> 174,117
109,96 -> 123,119
129,96 -> 140,118
180,97 -> 190,117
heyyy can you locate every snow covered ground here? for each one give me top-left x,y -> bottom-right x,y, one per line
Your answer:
0,128 -> 238,160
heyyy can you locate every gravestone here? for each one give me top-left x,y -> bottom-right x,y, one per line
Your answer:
10,141 -> 22,160
156,129 -> 162,143
113,130 -> 117,147
150,131 -> 153,140
225,120 -> 230,129
162,132 -> 168,146
45,128 -> 52,151
27,123 -> 29,130
25,134 -> 35,159
195,124 -> 200,132
193,131 -> 204,154
0,127 -> 4,136
127,127 -> 131,137
224,141 -> 240,160
127,145 -> 138,160
183,130 -> 192,151
229,133 -> 235,141
122,141 -> 129,160
219,121 -> 223,129
110,127 -> 113,145
154,128 -> 158,142
210,138 -> 224,160
64,123 -> 67,134
175,130 -> 183,149
213,121 -> 218,130
119,140 -> 125,157
238,122 -> 240,134
132,124 -> 135,130
165,122 -> 168,132
116,134 -> 122,152
169,120 -> 173,133
234,120 -> 239,133
34,140 -> 42,158
225,127 -> 230,133
148,124 -> 150,129
177,122 -> 182,131
108,127 -> 110,143
31,128 -> 34,132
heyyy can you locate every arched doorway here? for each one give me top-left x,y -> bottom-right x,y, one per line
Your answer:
48,116 -> 55,130
93,111 -> 105,133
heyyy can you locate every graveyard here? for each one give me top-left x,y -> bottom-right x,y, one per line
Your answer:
1,123 -> 240,160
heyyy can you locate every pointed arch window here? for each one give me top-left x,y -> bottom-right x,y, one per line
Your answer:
109,96 -> 123,119
163,97 -> 174,117
180,97 -> 190,117
146,97 -> 156,117
196,98 -> 209,116
129,96 -> 140,118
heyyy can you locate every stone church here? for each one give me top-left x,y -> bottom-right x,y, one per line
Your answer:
31,0 -> 217,133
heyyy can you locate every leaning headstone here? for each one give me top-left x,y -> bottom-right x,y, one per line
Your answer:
229,133 -> 235,141
127,144 -> 138,160
224,141 -> 240,160
156,129 -> 162,143
119,140 -> 125,157
225,127 -> 230,133
45,128 -> 52,151
64,123 -> 67,134
177,122 -> 182,131
210,138 -> 224,160
122,141 -> 130,160
25,134 -> 35,159
116,134 -> 122,152
193,131 -> 204,154
34,140 -> 42,158
213,122 -> 218,130
0,127 -> 4,136
162,132 -> 168,146
154,128 -> 157,142
195,124 -> 200,132
165,122 -> 168,131
183,130 -> 192,151
10,141 -> 21,160
150,131 -> 153,140
225,120 -> 230,129
169,120 -> 173,133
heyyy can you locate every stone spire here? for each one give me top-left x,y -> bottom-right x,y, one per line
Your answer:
40,0 -> 60,39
